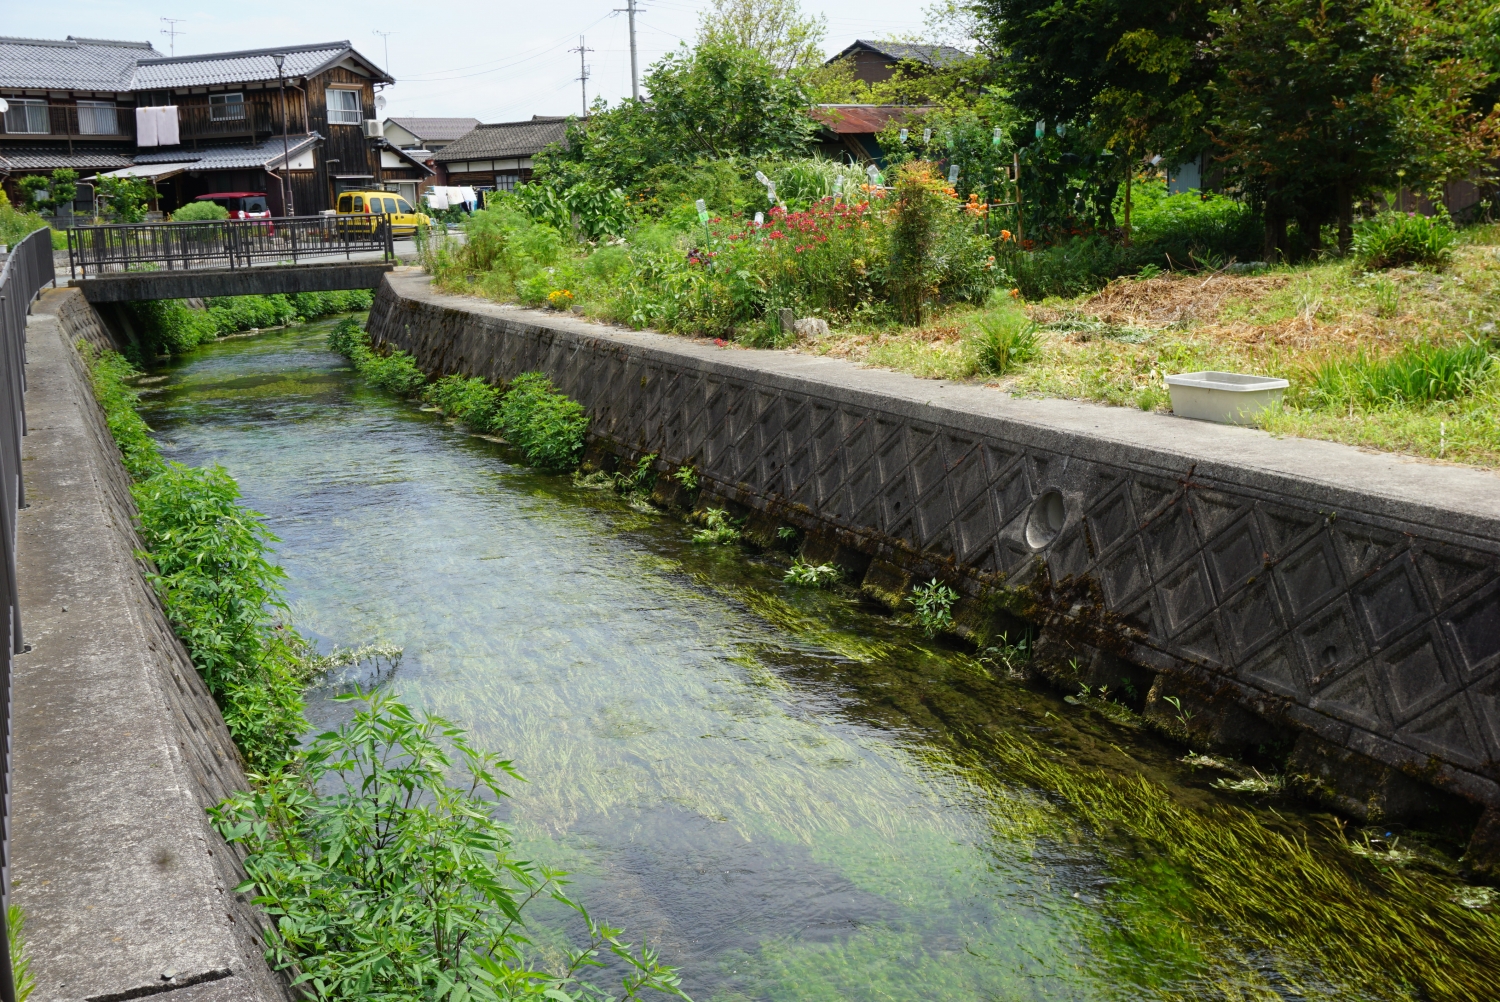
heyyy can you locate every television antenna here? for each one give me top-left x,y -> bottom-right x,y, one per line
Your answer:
160,18 -> 185,57
373,30 -> 393,76
569,36 -> 593,117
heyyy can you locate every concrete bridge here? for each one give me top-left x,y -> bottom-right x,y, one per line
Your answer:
63,215 -> 407,303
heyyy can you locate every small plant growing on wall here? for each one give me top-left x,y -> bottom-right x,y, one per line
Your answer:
672,464 -> 699,492
692,508 -> 741,545
911,578 -> 959,637
784,559 -> 840,588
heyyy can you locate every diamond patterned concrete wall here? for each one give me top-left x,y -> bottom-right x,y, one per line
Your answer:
369,273 -> 1500,807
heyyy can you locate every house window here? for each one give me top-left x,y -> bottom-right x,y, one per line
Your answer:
209,92 -> 245,121
4,99 -> 49,135
77,100 -> 119,135
326,88 -> 362,125
494,173 -> 518,192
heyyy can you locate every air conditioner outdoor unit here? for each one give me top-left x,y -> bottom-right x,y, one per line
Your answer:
362,119 -> 383,139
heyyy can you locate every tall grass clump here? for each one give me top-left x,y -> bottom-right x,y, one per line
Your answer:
1309,338 -> 1496,410
212,688 -> 688,1002
1354,210 -> 1457,269
326,317 -> 428,396
425,374 -> 504,432
965,303 -> 1041,376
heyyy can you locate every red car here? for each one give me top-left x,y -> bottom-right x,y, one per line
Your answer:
194,192 -> 272,220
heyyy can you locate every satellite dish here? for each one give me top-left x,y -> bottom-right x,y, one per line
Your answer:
375,95 -> 387,113
0,98 -> 9,114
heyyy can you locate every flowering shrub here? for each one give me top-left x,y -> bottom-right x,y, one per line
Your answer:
428,164 -> 997,341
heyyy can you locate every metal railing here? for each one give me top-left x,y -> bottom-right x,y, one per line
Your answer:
66,215 -> 395,278
0,227 -> 55,1002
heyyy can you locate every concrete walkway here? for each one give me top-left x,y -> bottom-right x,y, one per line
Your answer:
13,292 -> 287,1001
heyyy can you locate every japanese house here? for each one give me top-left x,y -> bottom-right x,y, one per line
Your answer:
824,40 -> 970,87
381,117 -> 481,154
0,35 -> 430,215
430,116 -> 569,194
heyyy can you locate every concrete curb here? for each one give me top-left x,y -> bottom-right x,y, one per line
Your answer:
13,290 -> 289,1002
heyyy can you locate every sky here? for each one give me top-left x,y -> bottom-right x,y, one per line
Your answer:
15,1 -> 943,123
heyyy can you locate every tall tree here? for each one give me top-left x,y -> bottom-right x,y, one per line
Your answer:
977,0 -> 1217,240
1210,0 -> 1499,256
696,0 -> 828,74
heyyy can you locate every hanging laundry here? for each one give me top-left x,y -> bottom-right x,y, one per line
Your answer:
155,106 -> 180,147
135,105 -> 158,147
423,188 -> 449,211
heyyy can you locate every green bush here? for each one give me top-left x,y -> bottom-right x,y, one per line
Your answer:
211,688 -> 687,1002
82,347 -> 306,768
171,201 -> 230,221
911,579 -> 959,637
425,374 -> 503,432
204,294 -> 298,332
125,299 -> 220,355
0,200 -> 51,248
1309,338 -> 1495,409
498,372 -> 589,470
325,318 -> 428,396
1004,236 -> 1129,299
79,343 -> 164,477
132,463 -> 306,766
1353,211 -> 1457,269
1126,183 -> 1262,269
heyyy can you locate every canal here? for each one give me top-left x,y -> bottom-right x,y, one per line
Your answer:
137,317 -> 1498,1002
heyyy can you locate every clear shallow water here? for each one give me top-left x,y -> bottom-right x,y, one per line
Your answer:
135,320 -> 1482,1002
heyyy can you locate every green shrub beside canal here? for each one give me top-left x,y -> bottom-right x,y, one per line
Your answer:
330,319 -> 589,470
126,290 -> 375,358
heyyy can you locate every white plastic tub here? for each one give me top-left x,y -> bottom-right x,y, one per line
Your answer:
1165,371 -> 1289,425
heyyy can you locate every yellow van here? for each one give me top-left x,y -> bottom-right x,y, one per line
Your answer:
335,190 -> 431,236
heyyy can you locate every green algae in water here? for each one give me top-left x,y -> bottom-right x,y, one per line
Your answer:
137,320 -> 1500,1002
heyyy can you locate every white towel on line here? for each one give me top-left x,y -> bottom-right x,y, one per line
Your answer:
135,105 -> 158,147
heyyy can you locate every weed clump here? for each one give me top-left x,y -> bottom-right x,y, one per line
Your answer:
965,305 -> 1040,376
497,372 -> 588,470
127,291 -> 375,357
1308,338 -> 1496,410
692,507 -> 742,545
911,579 -> 958,636
213,688 -> 687,1002
1354,210 -> 1458,269
326,318 -> 428,396
784,558 -> 840,587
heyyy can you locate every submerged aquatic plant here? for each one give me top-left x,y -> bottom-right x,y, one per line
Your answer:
975,733 -> 1500,1002
910,579 -> 958,637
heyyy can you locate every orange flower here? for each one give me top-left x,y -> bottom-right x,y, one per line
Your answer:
999,229 -> 1013,241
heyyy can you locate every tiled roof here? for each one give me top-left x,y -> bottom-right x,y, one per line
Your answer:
0,149 -> 135,170
132,134 -> 320,169
828,40 -> 970,69
811,105 -> 935,135
130,41 -> 390,89
386,117 -> 480,142
432,117 -> 568,162
0,35 -> 159,91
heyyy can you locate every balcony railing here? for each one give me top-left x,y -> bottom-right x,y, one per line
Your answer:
0,103 -> 133,139
0,97 -> 285,143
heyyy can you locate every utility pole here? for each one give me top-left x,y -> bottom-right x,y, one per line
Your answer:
160,18 -> 185,57
570,36 -> 593,118
613,0 -> 640,100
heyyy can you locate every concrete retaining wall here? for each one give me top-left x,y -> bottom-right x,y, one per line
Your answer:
369,270 -> 1500,831
16,289 -> 288,1002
